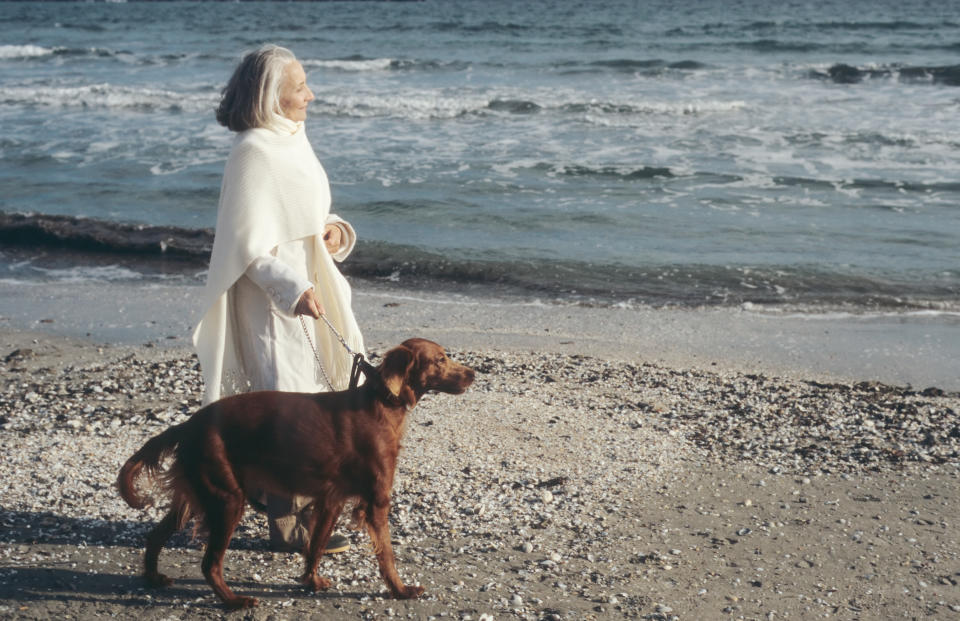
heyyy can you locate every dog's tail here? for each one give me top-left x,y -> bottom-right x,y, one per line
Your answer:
117,423 -> 184,509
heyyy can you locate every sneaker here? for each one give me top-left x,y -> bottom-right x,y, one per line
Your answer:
269,533 -> 351,554
324,533 -> 350,554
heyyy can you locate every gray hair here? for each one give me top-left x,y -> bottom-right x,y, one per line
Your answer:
216,44 -> 297,132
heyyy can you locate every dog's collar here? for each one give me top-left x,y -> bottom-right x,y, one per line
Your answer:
348,353 -> 372,392
351,354 -> 406,408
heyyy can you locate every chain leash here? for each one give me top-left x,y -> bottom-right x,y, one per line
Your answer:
317,313 -> 358,356
299,314 -> 336,391
300,313 -> 368,392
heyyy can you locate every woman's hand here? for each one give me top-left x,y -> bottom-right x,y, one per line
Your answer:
294,288 -> 325,318
323,224 -> 342,255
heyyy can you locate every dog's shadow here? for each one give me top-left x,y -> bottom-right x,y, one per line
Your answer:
0,566 -> 367,611
0,508 -> 270,550
0,509 -> 369,610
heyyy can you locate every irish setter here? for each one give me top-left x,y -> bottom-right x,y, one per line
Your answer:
118,338 -> 475,610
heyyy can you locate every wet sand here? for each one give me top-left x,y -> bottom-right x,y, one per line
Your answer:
1,277 -> 958,391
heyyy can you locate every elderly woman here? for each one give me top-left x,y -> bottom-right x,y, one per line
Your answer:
193,44 -> 364,554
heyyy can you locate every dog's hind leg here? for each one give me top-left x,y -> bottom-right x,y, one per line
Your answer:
301,498 -> 345,592
199,491 -> 254,610
143,494 -> 188,587
365,498 -> 424,600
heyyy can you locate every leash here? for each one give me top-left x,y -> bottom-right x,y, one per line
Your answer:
299,313 -> 374,392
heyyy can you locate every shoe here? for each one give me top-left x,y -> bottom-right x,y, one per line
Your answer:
248,495 -> 268,513
269,533 -> 351,554
324,533 -> 350,554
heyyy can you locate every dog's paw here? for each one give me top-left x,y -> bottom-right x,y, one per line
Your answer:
144,572 -> 174,588
396,584 -> 425,600
223,595 -> 258,610
301,573 -> 332,592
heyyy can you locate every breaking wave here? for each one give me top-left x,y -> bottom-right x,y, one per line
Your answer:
811,63 -> 960,86
3,212 -> 957,311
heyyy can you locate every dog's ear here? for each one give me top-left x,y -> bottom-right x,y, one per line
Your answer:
380,346 -> 417,407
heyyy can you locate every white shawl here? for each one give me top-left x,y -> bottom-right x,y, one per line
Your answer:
193,122 -> 364,403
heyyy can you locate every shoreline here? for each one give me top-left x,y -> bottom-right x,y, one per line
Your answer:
1,276 -> 957,391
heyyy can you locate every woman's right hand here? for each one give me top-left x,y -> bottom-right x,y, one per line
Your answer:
323,223 -> 342,254
294,288 -> 325,318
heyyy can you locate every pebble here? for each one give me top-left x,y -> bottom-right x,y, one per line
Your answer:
2,341 -> 959,619
4,346 -> 959,477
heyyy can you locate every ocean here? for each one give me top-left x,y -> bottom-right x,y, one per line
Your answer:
1,0 -> 959,313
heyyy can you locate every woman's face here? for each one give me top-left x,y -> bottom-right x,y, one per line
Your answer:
278,61 -> 314,122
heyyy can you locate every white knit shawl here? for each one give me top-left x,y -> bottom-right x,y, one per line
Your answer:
192,123 -> 363,403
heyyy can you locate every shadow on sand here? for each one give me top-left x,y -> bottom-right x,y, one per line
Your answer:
0,508 -> 269,550
0,508 -> 369,612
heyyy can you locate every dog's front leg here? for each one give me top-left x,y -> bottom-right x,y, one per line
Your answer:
365,501 -> 424,599
301,500 -> 344,592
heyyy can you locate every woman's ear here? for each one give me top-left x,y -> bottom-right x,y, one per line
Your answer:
379,346 -> 417,406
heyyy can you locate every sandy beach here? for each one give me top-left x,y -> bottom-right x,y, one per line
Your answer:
1,279 -> 959,620
4,0 -> 960,618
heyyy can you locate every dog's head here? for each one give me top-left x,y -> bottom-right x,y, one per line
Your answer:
379,338 -> 475,407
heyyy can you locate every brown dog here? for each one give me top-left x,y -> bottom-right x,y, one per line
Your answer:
117,338 -> 474,610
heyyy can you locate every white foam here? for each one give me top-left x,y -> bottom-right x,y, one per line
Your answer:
0,44 -> 56,59
0,278 -> 38,286
32,264 -> 144,283
315,91 -> 490,119
310,86 -> 749,122
0,84 -> 216,112
740,303 -> 960,322
304,57 -> 394,72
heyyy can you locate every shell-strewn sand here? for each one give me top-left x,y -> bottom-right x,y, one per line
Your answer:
1,325 -> 958,621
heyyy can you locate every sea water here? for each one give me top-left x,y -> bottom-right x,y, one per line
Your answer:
1,0 -> 959,313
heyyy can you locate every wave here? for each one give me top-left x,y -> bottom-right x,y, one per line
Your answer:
561,99 -> 746,116
748,19 -> 943,32
486,99 -> 542,114
735,39 -> 823,53
0,44 -> 121,62
0,212 -> 213,261
1,45 -> 464,74
550,164 -> 674,180
0,43 -> 233,67
52,21 -> 107,33
3,212 -> 956,311
0,44 -> 57,59
0,84 -> 215,112
811,63 -> 960,86
304,57 -> 395,72
344,243 -> 960,311
430,20 -> 532,35
312,91 -> 746,120
682,19 -> 946,36
0,80 -> 743,121
804,20 -> 935,31
302,55 -> 468,73
585,58 -> 709,72
770,175 -> 960,194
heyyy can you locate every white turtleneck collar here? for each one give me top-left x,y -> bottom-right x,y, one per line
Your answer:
270,116 -> 302,136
